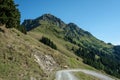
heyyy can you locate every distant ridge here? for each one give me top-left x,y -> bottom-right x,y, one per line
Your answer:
22,14 -> 66,31
22,13 -> 120,78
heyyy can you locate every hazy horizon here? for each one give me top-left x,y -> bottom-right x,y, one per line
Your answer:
14,0 -> 120,45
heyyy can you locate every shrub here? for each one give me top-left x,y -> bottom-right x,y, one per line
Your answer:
40,37 -> 57,50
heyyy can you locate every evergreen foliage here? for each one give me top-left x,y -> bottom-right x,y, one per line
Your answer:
40,36 -> 57,50
0,0 -> 26,34
75,46 -> 120,78
0,0 -> 20,27
18,25 -> 27,34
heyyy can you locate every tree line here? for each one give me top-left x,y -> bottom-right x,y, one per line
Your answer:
75,45 -> 120,78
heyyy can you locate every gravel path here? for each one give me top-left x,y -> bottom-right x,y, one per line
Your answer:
56,69 -> 114,80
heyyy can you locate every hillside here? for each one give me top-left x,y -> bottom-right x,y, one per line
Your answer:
0,15 -> 119,80
22,14 -> 120,79
0,24 -> 104,80
1,0 -> 119,79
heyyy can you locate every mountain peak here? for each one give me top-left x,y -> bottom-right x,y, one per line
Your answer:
67,23 -> 78,27
37,13 -> 66,27
22,14 -> 66,31
37,13 -> 56,20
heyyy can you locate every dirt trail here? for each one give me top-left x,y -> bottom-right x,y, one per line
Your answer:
55,69 -> 114,80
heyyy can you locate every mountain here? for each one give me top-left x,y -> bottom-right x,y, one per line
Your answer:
0,25 -> 106,80
0,14 -> 119,80
22,14 -> 120,78
0,25 -> 58,80
22,14 -> 66,31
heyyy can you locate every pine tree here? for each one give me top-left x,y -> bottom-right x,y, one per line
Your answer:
0,0 -> 27,34
0,0 -> 20,28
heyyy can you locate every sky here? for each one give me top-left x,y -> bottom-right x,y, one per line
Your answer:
14,0 -> 120,45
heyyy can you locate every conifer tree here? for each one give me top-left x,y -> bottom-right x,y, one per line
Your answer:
0,0 -> 27,34
0,0 -> 20,28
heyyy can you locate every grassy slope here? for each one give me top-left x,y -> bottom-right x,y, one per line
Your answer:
28,23 -> 118,79
0,26 -> 45,80
75,72 -> 100,80
0,25 -> 97,80
0,24 -> 117,80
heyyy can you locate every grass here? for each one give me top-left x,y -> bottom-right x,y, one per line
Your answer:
0,27 -> 47,80
28,24 -> 100,70
28,25 -> 78,58
27,23 -> 118,80
0,25 -> 116,80
74,72 -> 100,80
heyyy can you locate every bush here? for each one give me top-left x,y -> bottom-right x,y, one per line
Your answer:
40,37 -> 57,50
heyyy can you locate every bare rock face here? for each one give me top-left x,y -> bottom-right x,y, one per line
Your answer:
33,48 -> 58,73
37,14 -> 66,28
22,19 -> 40,31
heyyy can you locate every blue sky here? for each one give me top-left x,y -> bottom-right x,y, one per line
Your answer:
14,0 -> 120,45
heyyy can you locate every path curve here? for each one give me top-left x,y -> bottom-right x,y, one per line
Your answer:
55,69 -> 114,80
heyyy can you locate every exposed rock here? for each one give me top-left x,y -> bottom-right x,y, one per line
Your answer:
34,54 -> 58,73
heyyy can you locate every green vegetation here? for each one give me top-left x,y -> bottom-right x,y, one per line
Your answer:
0,1 -> 119,78
0,0 -> 26,34
0,28 -> 44,80
75,46 -> 120,78
0,0 -> 20,28
1,0 -> 118,80
75,47 -> 104,70
40,36 -> 57,50
18,25 -> 27,34
0,25 -> 98,80
22,14 -> 120,79
75,72 -> 100,80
